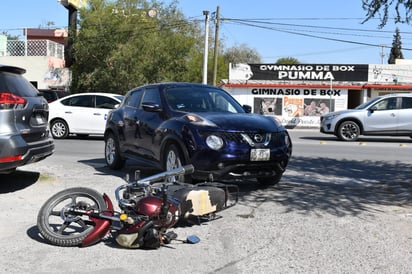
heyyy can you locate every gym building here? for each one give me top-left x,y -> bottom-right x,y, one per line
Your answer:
221,63 -> 412,128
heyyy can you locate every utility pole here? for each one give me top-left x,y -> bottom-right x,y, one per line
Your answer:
212,6 -> 220,86
202,11 -> 210,84
380,45 -> 385,64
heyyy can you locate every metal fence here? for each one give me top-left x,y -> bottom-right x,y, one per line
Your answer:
0,40 -> 64,58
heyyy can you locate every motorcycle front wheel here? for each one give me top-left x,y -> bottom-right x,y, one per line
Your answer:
37,187 -> 107,247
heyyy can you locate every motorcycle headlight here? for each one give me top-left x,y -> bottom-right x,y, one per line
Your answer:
206,135 -> 224,150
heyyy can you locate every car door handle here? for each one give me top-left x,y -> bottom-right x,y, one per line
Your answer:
93,113 -> 101,116
64,111 -> 72,114
390,113 -> 396,117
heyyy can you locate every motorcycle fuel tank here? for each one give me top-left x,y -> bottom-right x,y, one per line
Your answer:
134,196 -> 180,227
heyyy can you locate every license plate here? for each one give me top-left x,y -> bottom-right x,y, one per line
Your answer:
250,149 -> 270,161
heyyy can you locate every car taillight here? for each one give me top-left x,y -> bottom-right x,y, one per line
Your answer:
0,92 -> 27,109
0,155 -> 23,163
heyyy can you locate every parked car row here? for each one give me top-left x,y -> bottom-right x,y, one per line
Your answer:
3,63 -> 412,186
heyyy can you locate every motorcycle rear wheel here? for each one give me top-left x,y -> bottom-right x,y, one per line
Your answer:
37,187 -> 106,247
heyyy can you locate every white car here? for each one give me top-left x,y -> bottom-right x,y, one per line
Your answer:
49,92 -> 124,139
320,93 -> 412,141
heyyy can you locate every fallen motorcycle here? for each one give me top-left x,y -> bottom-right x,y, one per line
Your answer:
37,165 -> 238,249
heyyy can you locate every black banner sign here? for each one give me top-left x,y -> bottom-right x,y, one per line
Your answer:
247,64 -> 369,81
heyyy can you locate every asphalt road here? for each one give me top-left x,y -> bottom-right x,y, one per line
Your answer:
0,129 -> 411,274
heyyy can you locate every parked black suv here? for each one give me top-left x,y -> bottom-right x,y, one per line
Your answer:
38,89 -> 69,103
0,65 -> 54,173
104,82 -> 292,185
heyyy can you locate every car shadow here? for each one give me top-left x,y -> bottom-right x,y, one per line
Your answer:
78,158 -> 161,180
238,156 -> 412,217
0,170 -> 40,193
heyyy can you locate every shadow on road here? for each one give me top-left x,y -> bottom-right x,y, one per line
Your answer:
241,156 -> 412,217
78,156 -> 412,218
0,170 -> 40,193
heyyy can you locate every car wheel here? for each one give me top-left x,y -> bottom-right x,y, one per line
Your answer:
50,119 -> 69,139
105,132 -> 125,170
163,144 -> 188,183
337,121 -> 360,141
257,172 -> 283,186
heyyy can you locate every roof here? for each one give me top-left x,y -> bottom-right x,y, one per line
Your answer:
0,65 -> 26,74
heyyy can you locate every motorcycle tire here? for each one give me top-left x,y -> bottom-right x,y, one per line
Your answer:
37,187 -> 107,247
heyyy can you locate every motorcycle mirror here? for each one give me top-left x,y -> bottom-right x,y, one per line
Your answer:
185,235 -> 200,244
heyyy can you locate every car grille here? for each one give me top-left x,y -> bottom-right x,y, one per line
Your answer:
202,131 -> 285,147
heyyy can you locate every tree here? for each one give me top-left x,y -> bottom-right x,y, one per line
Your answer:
1,31 -> 19,40
223,43 -> 262,64
362,0 -> 412,27
388,28 -> 404,64
276,57 -> 300,64
70,0 -> 203,93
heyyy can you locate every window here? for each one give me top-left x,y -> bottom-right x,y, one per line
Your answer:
141,88 -> 161,108
96,95 -> 119,109
401,97 -> 412,109
0,72 -> 38,97
125,89 -> 143,108
62,95 -> 94,108
374,98 -> 397,110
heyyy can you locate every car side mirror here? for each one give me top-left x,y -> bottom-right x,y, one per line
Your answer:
242,104 -> 252,113
369,106 -> 377,113
142,102 -> 162,112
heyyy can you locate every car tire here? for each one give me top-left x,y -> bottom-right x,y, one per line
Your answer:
257,172 -> 283,186
163,144 -> 190,183
50,119 -> 69,139
105,132 -> 125,170
337,121 -> 360,141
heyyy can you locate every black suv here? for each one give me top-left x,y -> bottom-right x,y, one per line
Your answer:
104,82 -> 292,185
0,65 -> 54,173
38,89 -> 69,103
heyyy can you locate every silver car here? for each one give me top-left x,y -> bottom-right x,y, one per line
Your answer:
320,93 -> 412,141
0,65 -> 54,173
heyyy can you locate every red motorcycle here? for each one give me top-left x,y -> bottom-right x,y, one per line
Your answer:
37,165 -> 237,249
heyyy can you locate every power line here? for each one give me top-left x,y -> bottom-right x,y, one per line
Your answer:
221,18 -> 412,51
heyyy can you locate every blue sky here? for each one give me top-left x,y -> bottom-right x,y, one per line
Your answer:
1,0 -> 411,64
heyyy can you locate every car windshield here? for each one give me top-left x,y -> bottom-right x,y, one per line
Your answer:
354,97 -> 382,109
164,86 -> 245,113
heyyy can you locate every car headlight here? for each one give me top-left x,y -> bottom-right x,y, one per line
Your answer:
206,135 -> 224,150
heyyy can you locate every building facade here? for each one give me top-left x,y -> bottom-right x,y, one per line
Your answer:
222,63 -> 412,128
0,28 -> 70,90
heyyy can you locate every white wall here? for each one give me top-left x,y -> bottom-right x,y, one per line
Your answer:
0,56 -> 70,89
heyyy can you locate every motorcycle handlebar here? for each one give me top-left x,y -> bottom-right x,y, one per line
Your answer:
136,164 -> 194,186
115,165 -> 195,208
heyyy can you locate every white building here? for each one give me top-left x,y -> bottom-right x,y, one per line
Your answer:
222,63 -> 412,128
